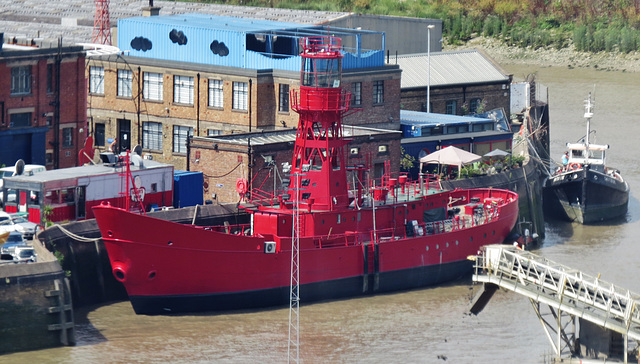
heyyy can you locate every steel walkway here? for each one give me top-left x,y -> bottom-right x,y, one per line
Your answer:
470,244 -> 640,363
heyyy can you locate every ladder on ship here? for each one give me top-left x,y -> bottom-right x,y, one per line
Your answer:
469,245 -> 640,363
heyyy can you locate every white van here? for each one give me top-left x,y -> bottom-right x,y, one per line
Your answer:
0,164 -> 46,204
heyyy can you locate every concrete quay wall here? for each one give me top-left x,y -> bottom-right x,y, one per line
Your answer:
0,259 -> 75,354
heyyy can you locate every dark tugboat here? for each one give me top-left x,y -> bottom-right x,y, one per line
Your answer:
544,93 -> 629,224
93,36 -> 519,315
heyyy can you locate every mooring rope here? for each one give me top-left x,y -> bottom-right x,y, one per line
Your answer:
51,224 -> 101,243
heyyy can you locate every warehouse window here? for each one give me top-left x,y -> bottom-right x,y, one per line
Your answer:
352,82 -> 362,106
173,125 -> 193,154
143,122 -> 162,151
89,66 -> 104,95
279,84 -> 289,112
208,79 -> 223,108
143,72 -> 163,101
174,75 -> 194,105
373,80 -> 384,104
11,66 -> 32,95
232,81 -> 248,110
62,128 -> 73,148
117,69 -> 133,98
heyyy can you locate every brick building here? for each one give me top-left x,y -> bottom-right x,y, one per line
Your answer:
0,36 -> 87,169
86,14 -> 401,172
189,126 -> 401,204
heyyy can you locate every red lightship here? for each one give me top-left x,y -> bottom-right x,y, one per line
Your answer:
93,36 -> 518,314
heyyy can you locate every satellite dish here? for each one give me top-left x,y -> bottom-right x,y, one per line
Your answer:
133,144 -> 143,156
14,159 -> 25,176
131,154 -> 145,168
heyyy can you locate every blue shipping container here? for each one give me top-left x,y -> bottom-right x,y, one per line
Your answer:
173,170 -> 204,208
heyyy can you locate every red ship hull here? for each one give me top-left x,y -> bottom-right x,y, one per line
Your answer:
94,188 -> 518,314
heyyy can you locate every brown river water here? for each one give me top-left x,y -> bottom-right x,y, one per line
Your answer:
4,65 -> 640,363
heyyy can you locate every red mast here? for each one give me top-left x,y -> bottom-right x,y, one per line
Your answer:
93,0 -> 112,45
289,36 -> 353,212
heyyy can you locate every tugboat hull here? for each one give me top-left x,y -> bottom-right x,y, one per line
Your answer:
544,168 -> 629,224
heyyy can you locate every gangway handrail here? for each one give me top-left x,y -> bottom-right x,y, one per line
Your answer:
472,244 -> 640,341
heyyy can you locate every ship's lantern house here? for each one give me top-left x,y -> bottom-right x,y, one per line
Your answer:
2,160 -> 173,224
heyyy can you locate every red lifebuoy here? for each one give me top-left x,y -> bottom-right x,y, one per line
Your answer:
236,178 -> 248,195
569,163 -> 581,170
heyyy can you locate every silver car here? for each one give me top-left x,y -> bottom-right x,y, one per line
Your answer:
8,214 -> 40,240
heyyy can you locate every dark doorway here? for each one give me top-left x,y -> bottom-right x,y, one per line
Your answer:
117,119 -> 131,153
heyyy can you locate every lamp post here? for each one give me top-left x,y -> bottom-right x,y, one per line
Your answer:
427,24 -> 435,113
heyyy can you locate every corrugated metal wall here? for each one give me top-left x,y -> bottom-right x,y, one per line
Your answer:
328,15 -> 442,56
118,19 -> 247,68
117,17 -> 387,71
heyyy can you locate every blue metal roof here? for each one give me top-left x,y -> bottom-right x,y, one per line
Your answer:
400,110 -> 492,126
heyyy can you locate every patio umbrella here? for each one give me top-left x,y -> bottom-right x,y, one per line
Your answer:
483,149 -> 510,159
419,146 -> 482,178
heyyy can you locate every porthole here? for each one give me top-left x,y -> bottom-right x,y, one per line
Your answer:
492,230 -> 495,236
436,244 -> 439,249
167,241 -> 173,246
470,236 -> 473,242
446,242 -> 449,248
426,246 -> 429,251
455,240 -> 459,246
483,233 -> 487,238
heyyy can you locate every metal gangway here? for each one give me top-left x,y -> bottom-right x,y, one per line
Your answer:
470,245 -> 640,363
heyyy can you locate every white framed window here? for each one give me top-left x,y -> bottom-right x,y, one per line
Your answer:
173,125 -> 193,153
143,122 -> 163,151
278,84 -> 289,112
89,66 -> 104,94
208,79 -> 223,108
232,81 -> 248,111
117,69 -> 133,97
174,75 -> 194,105
351,82 -> 362,106
143,72 -> 163,101
11,66 -> 31,95
208,129 -> 223,136
373,80 -> 384,104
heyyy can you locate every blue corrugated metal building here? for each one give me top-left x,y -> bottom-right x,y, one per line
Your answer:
117,13 -> 386,71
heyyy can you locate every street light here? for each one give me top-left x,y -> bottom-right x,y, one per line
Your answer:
427,24 -> 435,113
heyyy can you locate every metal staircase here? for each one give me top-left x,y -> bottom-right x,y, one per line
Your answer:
470,244 -> 640,363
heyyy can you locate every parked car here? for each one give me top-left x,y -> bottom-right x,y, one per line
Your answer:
1,231 -> 26,254
13,245 -> 36,263
8,214 -> 40,240
0,212 -> 40,239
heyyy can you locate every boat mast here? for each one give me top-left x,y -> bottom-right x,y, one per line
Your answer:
583,93 -> 594,163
